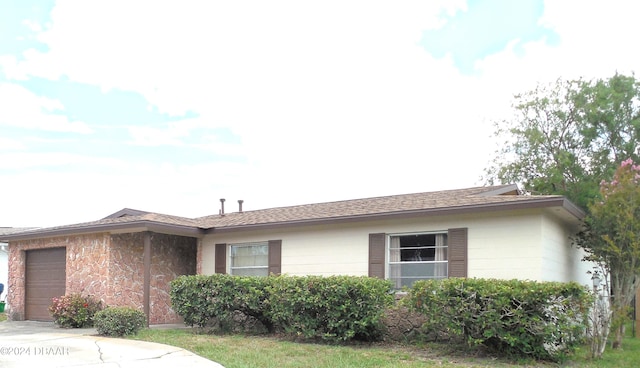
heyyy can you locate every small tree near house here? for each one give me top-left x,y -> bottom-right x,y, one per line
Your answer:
574,158 -> 640,350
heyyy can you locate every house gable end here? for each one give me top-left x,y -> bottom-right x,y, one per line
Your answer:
103,208 -> 150,219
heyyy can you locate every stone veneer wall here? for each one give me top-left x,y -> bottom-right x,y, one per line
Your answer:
149,233 -> 197,324
9,231 -> 197,324
7,233 -> 111,321
108,233 -> 197,324
196,239 -> 202,274
108,233 -> 145,312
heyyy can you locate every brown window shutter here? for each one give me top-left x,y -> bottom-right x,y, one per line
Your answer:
215,243 -> 227,274
268,240 -> 282,275
448,228 -> 468,278
369,233 -> 386,279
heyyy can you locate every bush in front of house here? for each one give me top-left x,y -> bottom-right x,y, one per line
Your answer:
49,293 -> 103,328
93,306 -> 147,336
266,275 -> 394,342
404,278 -> 591,362
170,274 -> 394,342
169,274 -> 216,328
170,274 -> 273,333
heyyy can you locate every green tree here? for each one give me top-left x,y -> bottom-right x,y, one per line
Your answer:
582,75 -> 640,171
485,73 -> 640,209
574,159 -> 640,349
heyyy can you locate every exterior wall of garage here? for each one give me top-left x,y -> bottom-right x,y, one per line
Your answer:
7,232 -> 197,324
7,233 -> 111,321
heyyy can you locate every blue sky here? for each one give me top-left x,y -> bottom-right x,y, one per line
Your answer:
1,0 -> 638,227
421,0 -> 559,74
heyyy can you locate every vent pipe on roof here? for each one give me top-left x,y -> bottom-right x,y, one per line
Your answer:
219,198 -> 226,215
238,200 -> 244,213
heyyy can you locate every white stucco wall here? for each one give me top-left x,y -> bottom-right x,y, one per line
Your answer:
201,208 -> 588,284
540,214 -> 593,287
466,212 -> 543,280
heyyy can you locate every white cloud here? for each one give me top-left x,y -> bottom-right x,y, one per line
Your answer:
0,152 -> 122,170
0,137 -> 26,151
476,0 -> 640,92
546,1 -> 639,77
127,125 -> 187,147
0,82 -> 93,133
1,0 -> 640,227
0,159 -> 255,227
22,19 -> 43,33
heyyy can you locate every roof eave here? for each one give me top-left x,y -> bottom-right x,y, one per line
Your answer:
3,196 -> 585,240
1,220 -> 205,242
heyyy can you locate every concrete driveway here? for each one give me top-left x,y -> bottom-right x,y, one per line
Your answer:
0,321 -> 224,368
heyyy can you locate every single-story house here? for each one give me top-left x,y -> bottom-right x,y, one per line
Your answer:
1,184 -> 594,324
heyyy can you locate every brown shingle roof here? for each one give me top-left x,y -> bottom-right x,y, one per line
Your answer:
0,211 -> 204,241
1,184 -> 584,241
0,227 -> 39,236
197,184 -> 582,229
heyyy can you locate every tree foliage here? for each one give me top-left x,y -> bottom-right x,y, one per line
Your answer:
485,73 -> 640,209
574,159 -> 640,349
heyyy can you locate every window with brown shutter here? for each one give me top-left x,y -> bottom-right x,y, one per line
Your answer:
388,232 -> 448,288
223,240 -> 282,276
369,233 -> 386,279
447,228 -> 468,278
377,228 -> 468,288
268,239 -> 282,275
215,243 -> 227,274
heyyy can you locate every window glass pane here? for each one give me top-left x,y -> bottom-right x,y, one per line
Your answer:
389,263 -> 448,288
231,267 -> 269,277
230,242 -> 268,276
231,244 -> 268,267
389,233 -> 448,288
232,253 -> 268,267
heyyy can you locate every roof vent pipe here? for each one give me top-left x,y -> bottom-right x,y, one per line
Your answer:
219,198 -> 226,215
238,200 -> 244,213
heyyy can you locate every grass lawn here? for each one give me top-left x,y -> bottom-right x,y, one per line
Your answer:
131,328 -> 640,368
131,329 -> 544,367
571,334 -> 640,368
0,313 -> 6,322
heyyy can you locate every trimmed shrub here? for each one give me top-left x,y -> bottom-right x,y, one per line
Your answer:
49,294 -> 103,328
169,274 -> 215,328
267,275 -> 394,342
170,274 -> 273,332
170,274 -> 394,342
94,307 -> 146,336
404,278 -> 591,361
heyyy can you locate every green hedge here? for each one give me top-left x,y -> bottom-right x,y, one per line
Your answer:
94,307 -> 146,336
267,275 -> 394,342
403,278 -> 591,361
170,274 -> 393,342
170,274 -> 273,332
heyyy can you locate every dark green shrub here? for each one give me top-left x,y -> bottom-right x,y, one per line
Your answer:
94,307 -> 146,336
267,275 -> 394,342
404,278 -> 591,361
170,274 -> 394,342
48,294 -> 103,328
170,274 -> 273,332
169,274 -> 215,328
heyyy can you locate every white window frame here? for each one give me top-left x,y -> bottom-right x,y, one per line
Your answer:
229,241 -> 269,276
387,231 -> 448,288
